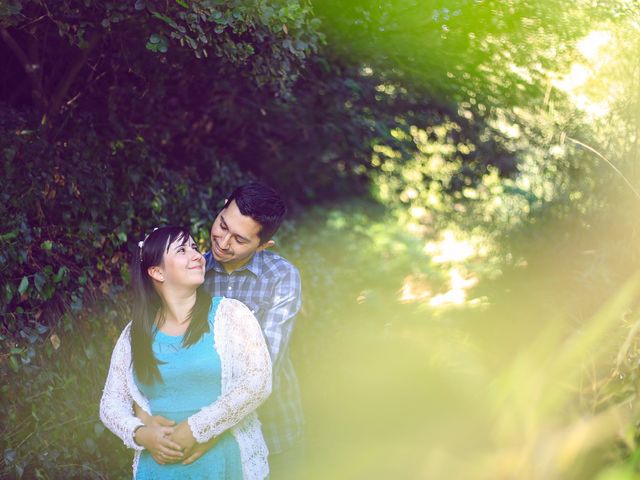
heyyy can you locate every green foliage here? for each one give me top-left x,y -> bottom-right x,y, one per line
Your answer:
0,104 -> 245,477
1,303 -> 133,479
2,0 -> 640,477
313,0 -> 619,113
1,0 -> 321,106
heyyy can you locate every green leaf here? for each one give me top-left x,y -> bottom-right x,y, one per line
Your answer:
0,230 -> 18,241
41,240 -> 53,251
18,277 -> 29,295
149,34 -> 161,44
152,11 -> 178,29
54,266 -> 69,283
175,0 -> 188,8
70,295 -> 83,312
2,147 -> 16,161
34,273 -> 45,292
213,15 -> 228,25
117,232 -> 127,243
94,423 -> 105,436
184,35 -> 197,49
9,355 -> 19,373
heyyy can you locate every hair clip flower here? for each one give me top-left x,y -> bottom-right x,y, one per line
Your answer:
138,227 -> 159,262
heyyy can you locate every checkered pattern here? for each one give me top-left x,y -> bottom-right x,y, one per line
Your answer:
203,249 -> 304,454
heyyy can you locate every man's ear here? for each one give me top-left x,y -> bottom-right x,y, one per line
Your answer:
147,266 -> 164,282
257,240 -> 275,251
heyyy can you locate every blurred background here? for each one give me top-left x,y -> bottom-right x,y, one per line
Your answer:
2,0 -> 640,478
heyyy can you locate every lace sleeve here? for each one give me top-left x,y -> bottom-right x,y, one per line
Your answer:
99,323 -> 145,451
188,299 -> 272,443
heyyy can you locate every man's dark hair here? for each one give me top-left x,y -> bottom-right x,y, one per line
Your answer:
223,182 -> 287,244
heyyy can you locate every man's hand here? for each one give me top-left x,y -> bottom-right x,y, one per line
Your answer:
133,402 -> 181,464
134,425 -> 184,465
182,435 -> 219,465
167,421 -> 197,453
133,403 -> 218,465
134,402 -> 176,429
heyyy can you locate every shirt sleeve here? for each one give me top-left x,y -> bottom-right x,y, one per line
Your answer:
99,324 -> 145,451
187,299 -> 272,443
261,264 -> 302,374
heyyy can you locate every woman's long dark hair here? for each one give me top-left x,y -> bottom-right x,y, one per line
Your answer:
130,226 -> 212,385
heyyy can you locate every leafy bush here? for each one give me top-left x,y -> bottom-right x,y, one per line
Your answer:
0,104 -> 246,478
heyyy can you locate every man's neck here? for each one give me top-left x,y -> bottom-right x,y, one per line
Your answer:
221,253 -> 256,274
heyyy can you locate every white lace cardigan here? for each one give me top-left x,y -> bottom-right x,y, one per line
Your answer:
99,298 -> 272,480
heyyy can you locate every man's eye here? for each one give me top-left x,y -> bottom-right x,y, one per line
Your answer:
220,223 -> 228,230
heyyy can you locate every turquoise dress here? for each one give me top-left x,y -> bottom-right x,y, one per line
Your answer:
135,297 -> 244,479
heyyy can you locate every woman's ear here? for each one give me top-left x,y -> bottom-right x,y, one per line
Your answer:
147,266 -> 164,282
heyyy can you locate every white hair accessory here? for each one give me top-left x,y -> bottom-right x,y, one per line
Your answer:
138,227 -> 160,261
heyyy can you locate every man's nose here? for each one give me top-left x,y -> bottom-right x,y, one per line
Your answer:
219,233 -> 231,249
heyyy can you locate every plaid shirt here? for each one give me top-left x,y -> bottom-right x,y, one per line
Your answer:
202,249 -> 304,454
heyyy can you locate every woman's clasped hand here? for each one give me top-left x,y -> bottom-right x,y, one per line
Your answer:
99,226 -> 272,479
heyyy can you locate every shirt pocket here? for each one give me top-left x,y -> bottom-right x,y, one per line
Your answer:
244,298 -> 268,322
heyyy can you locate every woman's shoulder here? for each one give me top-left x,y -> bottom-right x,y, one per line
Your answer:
113,321 -> 133,347
120,321 -> 133,335
215,298 -> 261,334
217,296 -> 253,317
214,298 -> 264,354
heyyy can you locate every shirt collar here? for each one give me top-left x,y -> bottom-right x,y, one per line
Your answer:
204,249 -> 263,277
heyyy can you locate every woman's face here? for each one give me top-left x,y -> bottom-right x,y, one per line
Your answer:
153,235 -> 205,289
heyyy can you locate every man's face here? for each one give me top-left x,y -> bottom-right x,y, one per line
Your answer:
210,200 -> 267,270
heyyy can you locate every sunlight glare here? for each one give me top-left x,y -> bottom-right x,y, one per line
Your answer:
551,30 -> 613,118
428,267 -> 479,307
425,230 -> 477,264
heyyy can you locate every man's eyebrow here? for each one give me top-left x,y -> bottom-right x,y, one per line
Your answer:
220,214 -> 251,242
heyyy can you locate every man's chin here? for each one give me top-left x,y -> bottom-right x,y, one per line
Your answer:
212,251 -> 229,263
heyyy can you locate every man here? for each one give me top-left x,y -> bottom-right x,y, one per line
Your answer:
135,182 -> 304,477
203,182 -> 304,476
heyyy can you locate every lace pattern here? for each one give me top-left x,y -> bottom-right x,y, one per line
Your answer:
99,298 -> 272,480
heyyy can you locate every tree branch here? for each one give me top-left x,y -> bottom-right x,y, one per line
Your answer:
47,30 -> 102,123
0,27 -> 48,113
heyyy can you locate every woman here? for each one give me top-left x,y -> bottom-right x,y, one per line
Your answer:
100,226 -> 272,479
